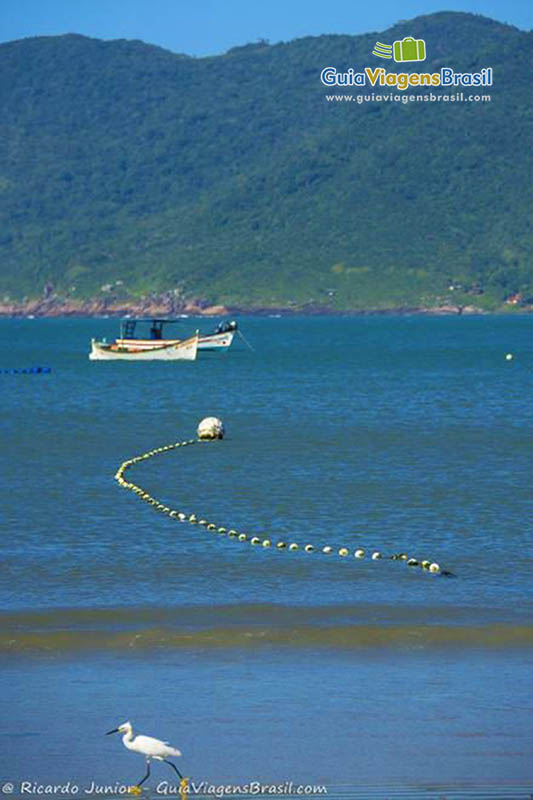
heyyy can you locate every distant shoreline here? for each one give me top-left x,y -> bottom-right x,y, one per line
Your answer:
1,298 -> 527,318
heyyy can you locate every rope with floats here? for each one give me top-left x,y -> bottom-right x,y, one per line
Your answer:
114,417 -> 454,577
1,365 -> 51,375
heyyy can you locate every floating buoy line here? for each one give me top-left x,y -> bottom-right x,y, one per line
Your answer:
1,365 -> 51,375
114,417 -> 455,578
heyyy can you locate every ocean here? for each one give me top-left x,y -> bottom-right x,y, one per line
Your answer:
1,315 -> 532,797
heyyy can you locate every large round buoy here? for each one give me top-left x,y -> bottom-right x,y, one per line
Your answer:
197,417 -> 225,440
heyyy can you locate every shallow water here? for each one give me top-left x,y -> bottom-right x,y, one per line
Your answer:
0,315 -> 532,790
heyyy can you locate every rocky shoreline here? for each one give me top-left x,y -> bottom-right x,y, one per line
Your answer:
0,296 -> 231,318
0,295 -> 499,318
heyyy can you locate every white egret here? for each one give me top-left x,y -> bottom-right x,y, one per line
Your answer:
106,721 -> 183,787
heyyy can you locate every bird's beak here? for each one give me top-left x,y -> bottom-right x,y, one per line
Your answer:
105,728 -> 119,735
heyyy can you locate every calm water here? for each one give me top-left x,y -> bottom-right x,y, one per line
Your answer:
1,315 -> 532,791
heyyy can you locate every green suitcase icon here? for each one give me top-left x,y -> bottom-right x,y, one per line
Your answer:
393,37 -> 426,62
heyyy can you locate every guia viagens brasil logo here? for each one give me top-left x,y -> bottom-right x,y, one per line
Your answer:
321,36 -> 493,90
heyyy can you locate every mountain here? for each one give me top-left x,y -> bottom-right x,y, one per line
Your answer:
0,12 -> 532,313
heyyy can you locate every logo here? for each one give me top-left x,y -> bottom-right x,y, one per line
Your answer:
372,42 -> 392,59
373,36 -> 426,62
320,33 -> 493,90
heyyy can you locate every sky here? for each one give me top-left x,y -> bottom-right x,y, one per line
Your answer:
0,0 -> 531,56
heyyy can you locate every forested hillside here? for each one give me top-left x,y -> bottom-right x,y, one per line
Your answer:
0,12 -> 532,312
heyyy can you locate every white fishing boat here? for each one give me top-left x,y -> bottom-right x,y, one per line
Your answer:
89,322 -> 199,361
198,320 -> 237,352
89,318 -> 238,361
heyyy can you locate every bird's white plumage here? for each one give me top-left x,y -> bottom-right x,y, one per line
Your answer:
117,721 -> 182,761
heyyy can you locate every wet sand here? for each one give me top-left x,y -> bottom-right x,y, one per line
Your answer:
1,645 -> 532,791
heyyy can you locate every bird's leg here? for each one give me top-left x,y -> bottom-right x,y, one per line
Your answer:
136,760 -> 151,787
163,760 -> 184,780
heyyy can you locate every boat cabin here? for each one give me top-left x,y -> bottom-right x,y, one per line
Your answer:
119,318 -> 237,341
120,318 -> 179,341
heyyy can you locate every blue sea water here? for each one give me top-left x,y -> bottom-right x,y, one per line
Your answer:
0,315 -> 532,792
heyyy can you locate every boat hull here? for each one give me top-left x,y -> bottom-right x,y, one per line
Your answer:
98,330 -> 234,354
198,331 -> 235,352
89,334 -> 198,361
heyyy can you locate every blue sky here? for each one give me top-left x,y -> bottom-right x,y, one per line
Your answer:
0,0 -> 531,55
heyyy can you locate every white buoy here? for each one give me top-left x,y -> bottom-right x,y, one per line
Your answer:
505,353 -> 513,361
197,417 -> 225,439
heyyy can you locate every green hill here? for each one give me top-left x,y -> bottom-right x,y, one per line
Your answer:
0,12 -> 532,312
